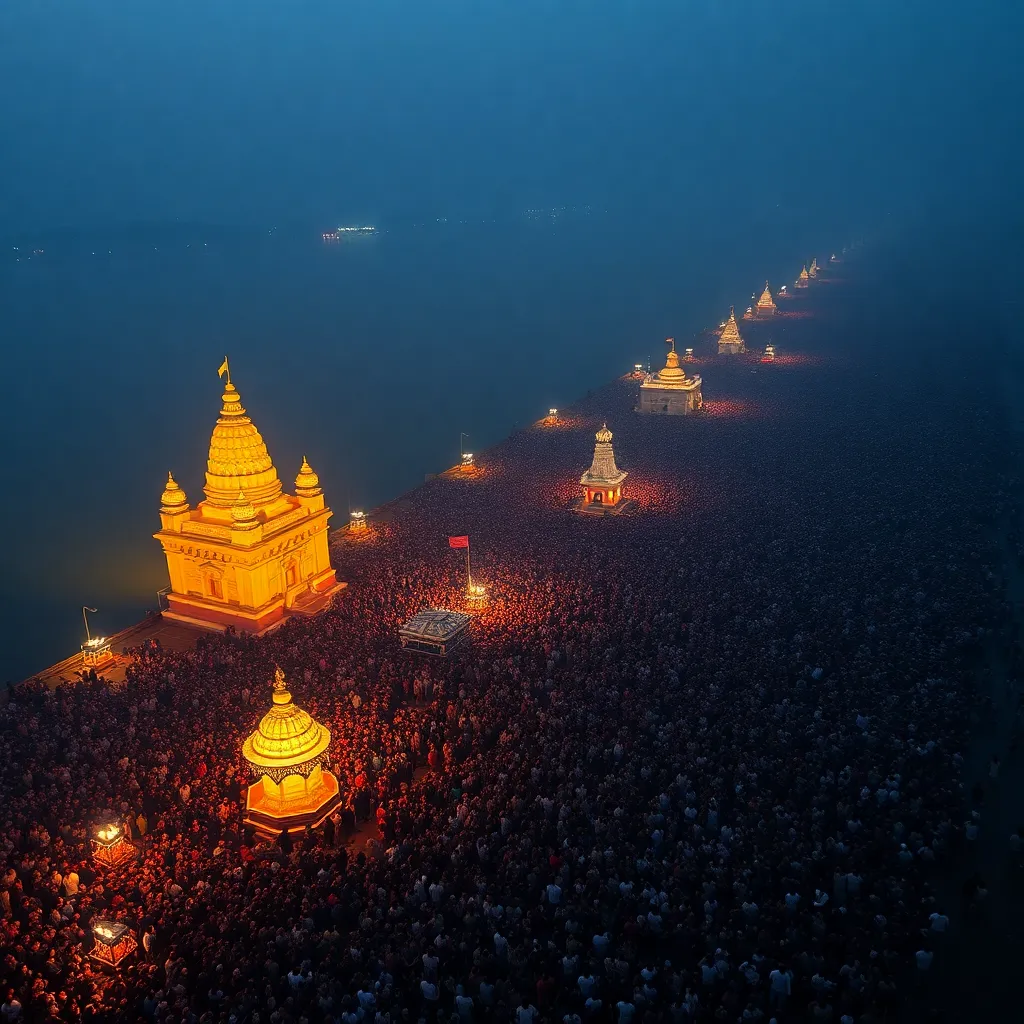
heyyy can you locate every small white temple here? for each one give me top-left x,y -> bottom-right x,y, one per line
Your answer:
577,424 -> 630,514
717,308 -> 745,356
640,338 -> 703,414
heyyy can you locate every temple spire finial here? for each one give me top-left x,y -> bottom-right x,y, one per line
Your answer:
218,356 -> 231,385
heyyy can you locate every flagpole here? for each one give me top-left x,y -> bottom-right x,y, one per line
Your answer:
466,539 -> 472,589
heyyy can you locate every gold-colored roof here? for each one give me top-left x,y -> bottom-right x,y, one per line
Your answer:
798,265 -> 810,281
595,423 -> 613,443
295,456 -> 322,495
204,371 -> 284,509
160,471 -> 188,511
655,338 -> 687,383
582,424 -> 627,487
718,307 -> 744,348
757,282 -> 775,308
242,667 -> 331,774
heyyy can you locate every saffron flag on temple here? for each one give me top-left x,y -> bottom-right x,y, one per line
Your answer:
448,536 -> 469,549
218,357 -> 229,379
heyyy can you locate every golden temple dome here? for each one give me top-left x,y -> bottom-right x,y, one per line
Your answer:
759,282 -> 774,304
242,667 -> 332,778
656,338 -> 687,383
160,471 -> 188,511
595,423 -> 613,443
204,369 -> 284,509
295,456 -> 322,495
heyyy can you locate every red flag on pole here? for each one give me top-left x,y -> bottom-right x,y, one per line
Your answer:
448,535 -> 469,549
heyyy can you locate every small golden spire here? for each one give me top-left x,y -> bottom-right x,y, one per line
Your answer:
271,665 -> 293,705
295,456 -> 322,495
595,423 -> 613,443
160,471 -> 188,511
231,489 -> 259,528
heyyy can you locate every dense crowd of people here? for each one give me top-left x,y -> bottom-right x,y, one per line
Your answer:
0,279 -> 1015,1023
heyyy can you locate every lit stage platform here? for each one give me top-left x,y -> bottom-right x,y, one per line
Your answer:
399,608 -> 471,656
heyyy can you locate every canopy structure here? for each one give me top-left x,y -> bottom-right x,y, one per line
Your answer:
241,668 -> 341,838
400,609 -> 471,656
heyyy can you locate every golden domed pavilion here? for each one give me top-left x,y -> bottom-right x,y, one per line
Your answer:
795,265 -> 810,288
577,424 -> 629,513
242,667 -> 341,838
640,338 -> 703,414
154,360 -> 344,633
717,307 -> 746,355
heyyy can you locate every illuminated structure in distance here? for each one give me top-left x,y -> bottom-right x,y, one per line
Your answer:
242,667 -> 341,838
90,921 -> 137,968
154,363 -> 344,634
756,282 -> 777,316
640,338 -> 704,415
809,257 -> 820,278
763,343 -> 776,363
796,265 -> 810,288
348,510 -> 368,534
717,307 -> 746,356
91,823 -> 135,869
577,424 -> 630,513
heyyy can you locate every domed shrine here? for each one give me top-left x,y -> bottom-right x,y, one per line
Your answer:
640,338 -> 704,414
242,667 -> 341,838
717,307 -> 746,355
154,361 -> 344,633
576,424 -> 631,515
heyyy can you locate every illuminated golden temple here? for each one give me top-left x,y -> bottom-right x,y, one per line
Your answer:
639,338 -> 703,414
154,362 -> 344,633
755,282 -> 777,316
242,667 -> 341,838
809,257 -> 820,278
796,265 -> 810,288
717,307 -> 746,355
578,424 -> 629,512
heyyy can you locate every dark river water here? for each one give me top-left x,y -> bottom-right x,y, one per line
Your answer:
0,207 -> 846,680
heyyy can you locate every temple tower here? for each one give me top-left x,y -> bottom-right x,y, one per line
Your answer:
755,282 -> 777,316
242,667 -> 342,838
579,424 -> 628,509
154,362 -> 344,633
640,338 -> 703,414
796,265 -> 810,288
717,307 -> 746,355
809,257 -> 819,278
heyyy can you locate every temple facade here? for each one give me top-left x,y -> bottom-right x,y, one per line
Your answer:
640,338 -> 703,414
154,364 -> 344,633
579,424 -> 628,509
717,307 -> 745,355
242,667 -> 341,838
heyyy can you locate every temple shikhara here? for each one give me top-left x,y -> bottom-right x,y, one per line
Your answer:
796,265 -> 810,288
154,362 -> 344,633
577,424 -> 629,514
755,282 -> 777,316
242,667 -> 342,838
717,307 -> 746,355
639,338 -> 703,414
809,257 -> 820,278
